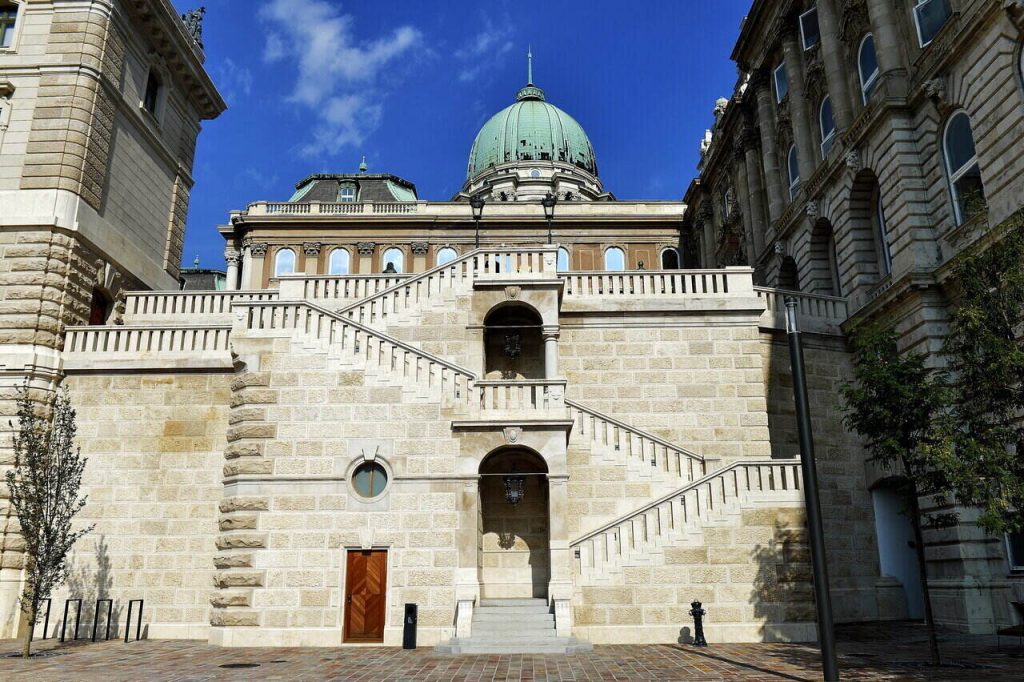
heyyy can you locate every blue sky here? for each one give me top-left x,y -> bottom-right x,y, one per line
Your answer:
170,0 -> 751,269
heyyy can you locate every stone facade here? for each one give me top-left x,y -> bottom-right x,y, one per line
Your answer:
0,0 -> 224,638
683,0 -> 1024,631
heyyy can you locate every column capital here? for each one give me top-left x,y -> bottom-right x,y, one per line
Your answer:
302,242 -> 322,256
410,241 -> 429,256
225,252 -> 240,266
542,325 -> 560,340
356,241 -> 376,256
249,242 -> 268,257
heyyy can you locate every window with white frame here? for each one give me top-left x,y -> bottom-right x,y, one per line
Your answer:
943,111 -> 986,225
1006,532 -> 1024,571
0,2 -> 19,49
328,248 -> 350,275
819,96 -> 836,158
773,62 -> 789,102
800,7 -> 820,50
858,34 -> 880,104
787,145 -> 800,200
604,247 -> 625,271
274,248 -> 296,277
556,247 -> 570,272
382,247 -> 404,273
436,247 -> 457,266
338,184 -> 356,202
876,193 -> 893,275
914,0 -> 952,47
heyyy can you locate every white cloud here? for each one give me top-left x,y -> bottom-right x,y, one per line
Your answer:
454,17 -> 515,83
213,57 -> 252,105
258,0 -> 423,157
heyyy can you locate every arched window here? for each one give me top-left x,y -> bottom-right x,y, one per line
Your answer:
436,247 -> 457,266
858,34 -> 880,104
819,96 -> 836,158
274,248 -> 295,277
484,304 -> 545,380
556,247 -> 570,272
604,247 -> 625,271
876,193 -> 893,275
328,248 -> 350,275
382,247 -> 404,273
914,0 -> 951,47
943,111 -> 986,225
787,145 -> 800,200
661,248 -> 680,270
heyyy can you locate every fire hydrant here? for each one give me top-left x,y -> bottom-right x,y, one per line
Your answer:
689,600 -> 708,646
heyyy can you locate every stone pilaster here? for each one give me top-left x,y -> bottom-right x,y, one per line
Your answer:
816,0 -> 855,131
780,23 -> 818,187
741,128 -> 768,258
864,0 -> 909,97
753,71 -> 786,222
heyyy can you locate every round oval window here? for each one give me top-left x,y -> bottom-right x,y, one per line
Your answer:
352,462 -> 388,498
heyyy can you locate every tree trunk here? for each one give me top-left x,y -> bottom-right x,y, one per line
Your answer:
908,487 -> 941,666
21,602 -> 35,658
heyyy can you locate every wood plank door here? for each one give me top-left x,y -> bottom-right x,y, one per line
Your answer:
344,549 -> 387,642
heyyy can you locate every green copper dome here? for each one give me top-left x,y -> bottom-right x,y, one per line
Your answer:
467,82 -> 598,180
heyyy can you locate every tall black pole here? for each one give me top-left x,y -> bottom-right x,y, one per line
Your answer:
474,217 -> 480,248
546,217 -> 553,245
784,296 -> 839,682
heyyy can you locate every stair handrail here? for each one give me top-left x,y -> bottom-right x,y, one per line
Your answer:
332,246 -> 557,317
233,298 -> 477,379
566,399 -> 705,463
569,459 -> 799,547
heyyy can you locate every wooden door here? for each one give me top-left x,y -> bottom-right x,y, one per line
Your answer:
344,549 -> 387,642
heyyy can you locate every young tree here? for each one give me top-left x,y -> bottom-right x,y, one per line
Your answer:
942,226 -> 1024,537
6,386 -> 93,658
840,327 -> 948,666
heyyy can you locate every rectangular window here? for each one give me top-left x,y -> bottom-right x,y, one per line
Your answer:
799,7 -> 820,50
914,0 -> 952,47
0,5 -> 18,49
338,186 -> 356,202
773,63 -> 789,103
143,70 -> 160,116
1007,532 -> 1024,571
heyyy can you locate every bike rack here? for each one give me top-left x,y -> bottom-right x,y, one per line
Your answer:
30,598 -> 52,641
92,598 -> 114,642
124,599 -> 144,643
60,598 -> 83,642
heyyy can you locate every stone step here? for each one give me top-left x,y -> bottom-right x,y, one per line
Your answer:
473,605 -> 552,617
470,625 -> 557,638
436,637 -> 593,655
478,598 -> 548,607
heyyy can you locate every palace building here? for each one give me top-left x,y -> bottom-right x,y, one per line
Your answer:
0,0 -> 1020,653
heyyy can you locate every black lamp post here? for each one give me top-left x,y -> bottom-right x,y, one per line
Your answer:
542,192 -> 557,245
785,296 -> 839,682
470,195 -> 485,248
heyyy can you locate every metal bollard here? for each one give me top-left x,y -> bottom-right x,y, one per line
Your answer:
689,600 -> 708,647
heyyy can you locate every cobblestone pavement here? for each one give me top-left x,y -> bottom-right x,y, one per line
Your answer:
2,622 -> 1022,681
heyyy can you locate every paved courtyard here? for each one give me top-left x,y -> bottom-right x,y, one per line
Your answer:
1,622 -> 1021,681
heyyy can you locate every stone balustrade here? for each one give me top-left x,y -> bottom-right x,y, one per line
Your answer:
560,267 -> 754,298
566,400 -> 707,484
278,274 -> 410,301
123,290 -> 278,323
754,286 -> 848,334
257,201 -> 419,216
475,380 -> 566,411
571,460 -> 802,578
64,324 -> 232,354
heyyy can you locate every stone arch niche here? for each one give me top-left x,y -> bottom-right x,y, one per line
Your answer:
483,303 -> 545,379
841,169 -> 888,301
806,218 -> 841,296
478,447 -> 550,599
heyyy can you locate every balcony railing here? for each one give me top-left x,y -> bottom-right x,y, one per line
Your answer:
474,380 -> 566,411
754,286 -> 848,334
560,268 -> 754,297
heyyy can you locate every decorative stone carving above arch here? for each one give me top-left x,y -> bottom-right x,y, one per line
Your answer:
838,0 -> 870,44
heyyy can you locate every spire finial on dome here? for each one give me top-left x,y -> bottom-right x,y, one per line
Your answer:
528,45 -> 533,85
516,47 -> 544,102
359,155 -> 367,173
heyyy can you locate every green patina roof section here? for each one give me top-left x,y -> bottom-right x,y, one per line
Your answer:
386,180 -> 417,202
467,85 -> 598,180
288,181 -> 316,202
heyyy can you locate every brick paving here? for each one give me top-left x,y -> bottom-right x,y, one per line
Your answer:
1,622 -> 1022,681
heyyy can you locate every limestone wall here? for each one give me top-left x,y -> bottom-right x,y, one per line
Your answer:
46,372 -> 230,640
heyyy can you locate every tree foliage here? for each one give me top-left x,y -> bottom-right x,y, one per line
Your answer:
942,225 -> 1024,535
6,386 -> 93,657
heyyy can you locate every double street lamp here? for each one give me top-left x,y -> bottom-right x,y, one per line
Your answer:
542,192 -> 557,244
470,195 -> 485,248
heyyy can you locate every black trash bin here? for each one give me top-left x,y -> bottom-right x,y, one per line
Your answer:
403,603 -> 417,649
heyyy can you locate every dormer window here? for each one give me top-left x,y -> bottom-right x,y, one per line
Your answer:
1,3 -> 19,49
143,69 -> 161,116
338,184 -> 356,202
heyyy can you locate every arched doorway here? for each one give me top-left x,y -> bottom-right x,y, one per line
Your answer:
483,304 -> 544,379
479,448 -> 550,599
